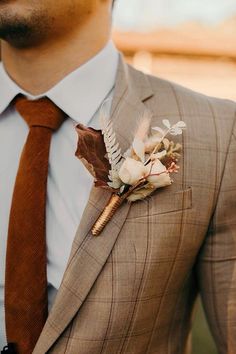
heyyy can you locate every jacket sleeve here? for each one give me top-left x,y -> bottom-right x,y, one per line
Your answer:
196,114 -> 236,354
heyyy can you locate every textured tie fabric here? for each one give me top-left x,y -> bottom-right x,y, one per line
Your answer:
5,96 -> 67,354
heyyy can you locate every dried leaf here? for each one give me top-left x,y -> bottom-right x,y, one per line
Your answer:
79,157 -> 96,178
150,150 -> 167,161
151,126 -> 165,136
169,121 -> 187,136
75,124 -> 111,187
127,183 -> 154,202
162,119 -> 171,129
169,127 -> 182,135
163,138 -> 170,151
176,121 -> 187,128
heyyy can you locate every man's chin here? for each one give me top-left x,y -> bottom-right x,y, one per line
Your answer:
0,6 -> 47,48
0,10 -> 40,48
0,23 -> 31,47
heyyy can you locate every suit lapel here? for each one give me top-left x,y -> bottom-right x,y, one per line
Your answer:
33,55 -> 154,354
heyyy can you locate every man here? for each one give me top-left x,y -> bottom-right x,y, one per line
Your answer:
0,0 -> 235,353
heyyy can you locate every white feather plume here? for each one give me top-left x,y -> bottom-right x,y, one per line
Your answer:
99,101 -> 123,189
134,110 -> 152,141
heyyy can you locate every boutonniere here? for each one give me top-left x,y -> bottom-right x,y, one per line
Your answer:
75,109 -> 186,236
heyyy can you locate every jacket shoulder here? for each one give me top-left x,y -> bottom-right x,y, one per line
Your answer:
128,64 -> 236,119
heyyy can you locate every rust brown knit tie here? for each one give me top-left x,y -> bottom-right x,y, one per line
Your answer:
5,96 -> 67,354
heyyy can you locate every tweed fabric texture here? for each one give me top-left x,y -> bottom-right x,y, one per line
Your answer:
30,56 -> 236,354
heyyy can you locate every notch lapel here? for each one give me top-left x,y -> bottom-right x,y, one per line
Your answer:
33,55 -> 154,354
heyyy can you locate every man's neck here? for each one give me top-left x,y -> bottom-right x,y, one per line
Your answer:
1,16 -> 110,96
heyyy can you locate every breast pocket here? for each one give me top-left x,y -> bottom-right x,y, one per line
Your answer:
127,186 -> 192,220
148,186 -> 192,215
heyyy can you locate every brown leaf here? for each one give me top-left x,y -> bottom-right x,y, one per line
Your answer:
75,124 -> 111,187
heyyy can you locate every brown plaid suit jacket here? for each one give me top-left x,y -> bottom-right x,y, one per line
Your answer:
33,55 -> 236,354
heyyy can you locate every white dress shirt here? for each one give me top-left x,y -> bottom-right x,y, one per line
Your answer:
0,41 -> 119,347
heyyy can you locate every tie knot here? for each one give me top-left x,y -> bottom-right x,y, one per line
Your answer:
14,95 -> 67,131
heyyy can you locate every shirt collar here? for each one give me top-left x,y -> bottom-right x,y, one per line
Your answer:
0,40 -> 119,125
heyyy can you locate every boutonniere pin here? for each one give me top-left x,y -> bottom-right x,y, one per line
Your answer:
75,107 -> 186,236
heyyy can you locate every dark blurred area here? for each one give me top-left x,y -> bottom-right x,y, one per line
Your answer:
192,299 -> 217,354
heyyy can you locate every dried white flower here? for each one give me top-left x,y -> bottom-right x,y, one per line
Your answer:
118,157 -> 147,185
147,160 -> 172,188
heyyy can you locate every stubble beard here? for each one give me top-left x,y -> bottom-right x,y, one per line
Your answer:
0,9 -> 51,48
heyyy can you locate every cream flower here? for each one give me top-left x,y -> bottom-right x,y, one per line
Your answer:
147,159 -> 172,188
118,157 -> 147,185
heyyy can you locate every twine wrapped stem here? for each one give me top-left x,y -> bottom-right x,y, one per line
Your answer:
91,178 -> 146,236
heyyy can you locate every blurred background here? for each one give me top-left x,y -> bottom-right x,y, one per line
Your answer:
112,1 -> 236,353
112,0 -> 236,101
